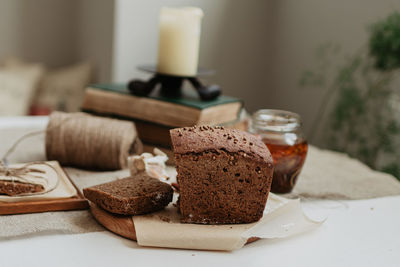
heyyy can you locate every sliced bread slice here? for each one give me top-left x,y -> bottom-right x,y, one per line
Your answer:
83,173 -> 173,215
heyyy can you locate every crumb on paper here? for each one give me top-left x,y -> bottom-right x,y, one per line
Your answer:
158,215 -> 171,223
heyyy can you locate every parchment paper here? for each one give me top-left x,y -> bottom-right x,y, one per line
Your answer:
133,193 -> 323,251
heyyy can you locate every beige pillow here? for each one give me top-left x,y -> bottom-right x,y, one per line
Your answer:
4,58 -> 91,112
0,66 -> 44,116
36,62 -> 92,112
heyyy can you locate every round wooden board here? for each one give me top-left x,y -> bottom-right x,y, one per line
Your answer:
90,203 -> 259,246
90,203 -> 137,240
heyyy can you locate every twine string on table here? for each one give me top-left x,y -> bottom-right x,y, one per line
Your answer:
0,112 -> 142,197
0,115 -> 76,197
0,113 -> 78,164
0,161 -> 44,178
1,130 -> 45,166
1,112 -> 141,170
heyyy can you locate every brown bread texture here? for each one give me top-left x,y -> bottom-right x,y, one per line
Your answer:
0,181 -> 44,196
83,173 -> 173,215
170,126 -> 274,224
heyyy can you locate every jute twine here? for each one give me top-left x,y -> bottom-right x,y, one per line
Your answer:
45,112 -> 142,170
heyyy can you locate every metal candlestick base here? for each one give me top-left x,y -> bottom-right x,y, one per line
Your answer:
128,65 -> 221,101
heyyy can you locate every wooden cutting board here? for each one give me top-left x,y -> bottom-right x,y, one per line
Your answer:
90,202 -> 259,244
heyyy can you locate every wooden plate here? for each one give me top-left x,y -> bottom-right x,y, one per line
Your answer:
90,203 -> 259,244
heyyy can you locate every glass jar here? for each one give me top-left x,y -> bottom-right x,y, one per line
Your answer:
249,109 -> 308,193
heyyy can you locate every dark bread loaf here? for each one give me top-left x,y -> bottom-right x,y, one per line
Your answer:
83,173 -> 173,215
0,181 -> 44,196
170,126 -> 274,224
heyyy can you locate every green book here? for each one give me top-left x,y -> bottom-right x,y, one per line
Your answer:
91,83 -> 242,110
82,83 -> 243,128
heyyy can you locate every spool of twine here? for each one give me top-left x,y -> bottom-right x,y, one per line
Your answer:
46,112 -> 142,170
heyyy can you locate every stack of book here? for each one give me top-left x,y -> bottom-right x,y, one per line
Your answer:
81,83 -> 244,151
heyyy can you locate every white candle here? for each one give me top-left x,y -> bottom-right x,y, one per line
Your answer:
157,7 -> 203,77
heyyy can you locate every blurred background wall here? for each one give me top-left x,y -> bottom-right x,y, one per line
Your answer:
111,0 -> 400,143
0,0 -> 77,67
267,0 -> 400,141
0,0 -> 399,141
0,0 -> 114,81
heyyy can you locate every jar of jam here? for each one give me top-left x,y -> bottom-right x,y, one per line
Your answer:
249,109 -> 308,193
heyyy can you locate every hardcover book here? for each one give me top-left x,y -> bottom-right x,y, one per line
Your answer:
81,83 -> 243,128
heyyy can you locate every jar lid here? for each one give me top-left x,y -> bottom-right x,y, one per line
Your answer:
251,109 -> 302,132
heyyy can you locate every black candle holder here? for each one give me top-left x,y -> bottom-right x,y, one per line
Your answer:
128,65 -> 221,101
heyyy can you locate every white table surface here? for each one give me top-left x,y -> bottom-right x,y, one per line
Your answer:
0,116 -> 400,267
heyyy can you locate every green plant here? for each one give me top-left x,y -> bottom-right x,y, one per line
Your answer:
369,12 -> 400,71
300,12 -> 400,179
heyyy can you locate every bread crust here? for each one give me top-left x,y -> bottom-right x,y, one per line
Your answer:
170,126 -> 272,163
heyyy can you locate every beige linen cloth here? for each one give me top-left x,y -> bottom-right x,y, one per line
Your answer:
288,147 -> 400,199
0,123 -> 399,239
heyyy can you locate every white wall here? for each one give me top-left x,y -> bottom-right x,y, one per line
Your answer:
76,0 -> 115,82
0,1 -> 20,60
0,0 -> 78,67
0,0 -> 115,82
112,0 -> 272,113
